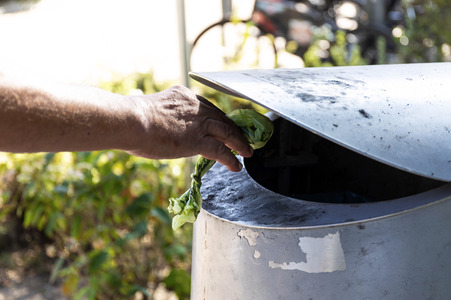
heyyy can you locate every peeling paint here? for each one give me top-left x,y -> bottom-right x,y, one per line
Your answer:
238,228 -> 259,246
269,232 -> 346,273
254,250 -> 261,259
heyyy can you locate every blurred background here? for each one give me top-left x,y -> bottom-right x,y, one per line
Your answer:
0,0 -> 450,299
0,0 -> 250,85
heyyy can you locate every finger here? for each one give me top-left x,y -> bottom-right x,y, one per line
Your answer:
195,94 -> 253,157
199,136 -> 243,172
204,118 -> 253,158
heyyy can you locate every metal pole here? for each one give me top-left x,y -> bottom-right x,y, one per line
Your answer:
368,0 -> 385,24
177,0 -> 190,87
222,0 -> 232,19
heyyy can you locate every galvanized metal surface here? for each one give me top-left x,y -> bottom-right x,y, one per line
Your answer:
190,63 -> 451,181
200,158 -> 451,227
191,162 -> 451,299
192,199 -> 451,300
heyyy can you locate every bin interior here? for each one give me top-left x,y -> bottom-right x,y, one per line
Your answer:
245,118 -> 446,204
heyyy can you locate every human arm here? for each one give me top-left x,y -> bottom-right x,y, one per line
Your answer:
0,70 -> 253,171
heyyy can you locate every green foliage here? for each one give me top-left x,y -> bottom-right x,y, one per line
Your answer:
0,150 -> 193,299
302,1 -> 451,66
0,72 -> 194,299
395,0 -> 451,62
98,71 -> 172,96
303,28 -> 367,67
163,268 -> 191,299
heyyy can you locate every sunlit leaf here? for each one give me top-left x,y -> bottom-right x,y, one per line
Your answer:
62,274 -> 79,296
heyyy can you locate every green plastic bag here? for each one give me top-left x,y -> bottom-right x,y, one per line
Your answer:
168,109 -> 274,230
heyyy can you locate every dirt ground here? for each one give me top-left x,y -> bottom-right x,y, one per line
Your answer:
0,247 -> 177,300
0,271 -> 177,300
0,273 -> 68,300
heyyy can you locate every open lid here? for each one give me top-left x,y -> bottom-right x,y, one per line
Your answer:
190,63 -> 451,182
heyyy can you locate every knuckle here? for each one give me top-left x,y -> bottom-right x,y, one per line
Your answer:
169,85 -> 186,92
169,85 -> 193,98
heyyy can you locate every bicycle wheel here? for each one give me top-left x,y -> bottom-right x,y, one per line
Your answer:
190,19 -> 277,72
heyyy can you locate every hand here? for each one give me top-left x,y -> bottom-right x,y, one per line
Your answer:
125,86 -> 253,172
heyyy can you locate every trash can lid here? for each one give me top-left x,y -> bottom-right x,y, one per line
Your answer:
190,63 -> 451,182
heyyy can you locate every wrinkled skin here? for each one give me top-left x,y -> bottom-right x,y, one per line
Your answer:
0,69 -> 253,172
127,87 -> 254,172
168,109 -> 274,230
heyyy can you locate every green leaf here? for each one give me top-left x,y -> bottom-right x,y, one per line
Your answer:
165,244 -> 189,259
163,268 -> 191,299
23,209 -> 33,228
116,220 -> 148,246
50,257 -> 65,284
31,204 -> 45,227
150,207 -> 172,225
63,274 -> 81,298
70,215 -> 82,239
130,220 -> 148,238
73,286 -> 90,300
43,153 -> 55,171
88,250 -> 108,273
126,193 -> 153,218
96,197 -> 107,221
128,284 -> 151,297
45,212 -> 60,237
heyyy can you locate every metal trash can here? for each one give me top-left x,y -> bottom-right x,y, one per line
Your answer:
189,63 -> 451,300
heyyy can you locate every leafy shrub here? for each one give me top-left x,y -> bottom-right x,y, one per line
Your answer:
0,73 -> 194,299
1,151 -> 194,300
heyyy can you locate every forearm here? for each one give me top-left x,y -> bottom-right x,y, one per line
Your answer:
0,69 -> 253,172
0,72 -> 144,153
